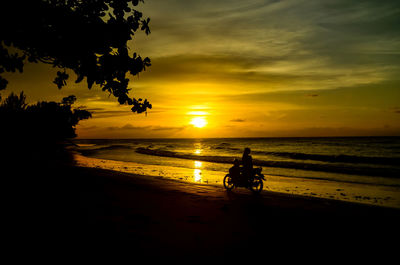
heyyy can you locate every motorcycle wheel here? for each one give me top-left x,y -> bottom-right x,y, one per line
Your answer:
250,178 -> 263,193
223,174 -> 234,191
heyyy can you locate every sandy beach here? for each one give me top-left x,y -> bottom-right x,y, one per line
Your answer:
6,160 -> 398,263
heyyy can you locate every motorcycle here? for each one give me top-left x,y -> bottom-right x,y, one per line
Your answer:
223,167 -> 266,193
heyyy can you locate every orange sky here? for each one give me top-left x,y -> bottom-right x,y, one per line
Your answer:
2,0 -> 400,138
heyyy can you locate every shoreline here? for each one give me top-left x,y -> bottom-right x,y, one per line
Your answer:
77,164 -> 400,211
75,154 -> 400,209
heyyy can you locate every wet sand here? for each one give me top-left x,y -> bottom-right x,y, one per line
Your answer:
5,163 -> 400,263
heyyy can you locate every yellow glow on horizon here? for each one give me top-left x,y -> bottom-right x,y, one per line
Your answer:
190,116 -> 207,128
187,111 -> 209,116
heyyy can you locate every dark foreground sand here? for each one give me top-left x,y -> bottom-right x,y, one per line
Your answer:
5,164 -> 400,263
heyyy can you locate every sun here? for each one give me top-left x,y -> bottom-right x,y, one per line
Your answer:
190,117 -> 207,128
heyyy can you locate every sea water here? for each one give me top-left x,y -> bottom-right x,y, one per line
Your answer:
73,137 -> 400,208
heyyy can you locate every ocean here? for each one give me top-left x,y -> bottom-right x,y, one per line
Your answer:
73,137 -> 400,208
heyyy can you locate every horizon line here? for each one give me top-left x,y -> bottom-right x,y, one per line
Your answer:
74,135 -> 400,140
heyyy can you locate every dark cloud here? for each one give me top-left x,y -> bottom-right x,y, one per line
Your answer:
88,109 -> 132,118
390,107 -> 400,114
230,119 -> 245,122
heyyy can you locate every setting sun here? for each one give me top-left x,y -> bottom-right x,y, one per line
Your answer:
190,117 -> 207,128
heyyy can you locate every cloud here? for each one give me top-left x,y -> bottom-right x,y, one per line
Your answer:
221,80 -> 400,109
134,0 -> 400,94
230,119 -> 245,122
106,124 -> 186,132
390,107 -> 400,114
8,0 -> 400,98
246,126 -> 400,137
79,125 -> 98,130
139,55 -> 357,95
106,124 -> 151,131
151,125 -> 187,131
89,109 -> 133,118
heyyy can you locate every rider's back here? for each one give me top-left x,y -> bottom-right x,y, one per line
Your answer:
242,153 -> 253,172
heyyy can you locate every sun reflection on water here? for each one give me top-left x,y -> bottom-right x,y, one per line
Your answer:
193,142 -> 203,155
194,161 -> 202,168
194,161 -> 203,182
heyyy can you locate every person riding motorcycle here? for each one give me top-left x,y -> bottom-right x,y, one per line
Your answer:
242,147 -> 253,184
224,147 -> 265,193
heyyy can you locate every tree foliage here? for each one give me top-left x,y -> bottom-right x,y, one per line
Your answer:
0,0 -> 152,113
0,92 -> 92,140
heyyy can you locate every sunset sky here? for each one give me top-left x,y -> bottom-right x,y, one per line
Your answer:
3,0 -> 400,138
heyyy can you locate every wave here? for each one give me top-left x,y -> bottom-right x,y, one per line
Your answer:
251,151 -> 400,166
204,144 -> 399,166
136,147 -> 235,163
135,148 -> 400,178
77,144 -> 134,155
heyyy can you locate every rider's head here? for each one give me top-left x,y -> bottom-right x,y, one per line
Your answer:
244,147 -> 251,155
233,158 -> 240,166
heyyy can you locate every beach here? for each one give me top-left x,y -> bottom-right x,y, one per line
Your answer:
7,158 -> 398,263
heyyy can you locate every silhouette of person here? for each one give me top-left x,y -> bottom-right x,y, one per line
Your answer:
242,147 -> 253,182
229,158 -> 241,182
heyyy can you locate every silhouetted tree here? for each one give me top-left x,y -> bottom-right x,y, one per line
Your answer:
0,92 -> 91,141
0,91 -> 27,112
0,0 -> 152,113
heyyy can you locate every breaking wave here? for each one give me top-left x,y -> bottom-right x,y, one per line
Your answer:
135,148 -> 400,178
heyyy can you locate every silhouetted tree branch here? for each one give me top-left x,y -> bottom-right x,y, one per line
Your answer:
0,0 -> 152,113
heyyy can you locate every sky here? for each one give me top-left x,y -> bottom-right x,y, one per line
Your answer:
3,0 -> 400,138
